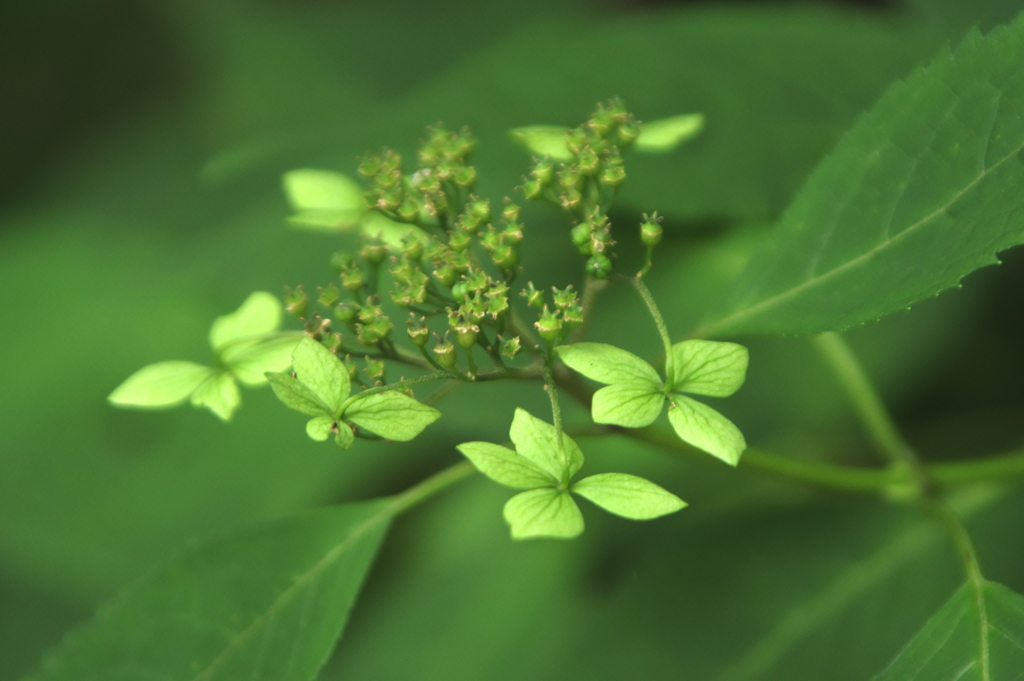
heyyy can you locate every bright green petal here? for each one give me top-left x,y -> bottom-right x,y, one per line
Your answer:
572,473 -> 686,520
503,489 -> 584,540
108,361 -> 215,409
667,395 -> 746,466
208,292 -> 283,352
591,384 -> 664,428
189,372 -> 241,422
557,342 -> 661,389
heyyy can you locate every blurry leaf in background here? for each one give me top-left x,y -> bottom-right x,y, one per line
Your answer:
282,169 -> 366,230
26,502 -> 391,681
874,580 -> 1024,680
700,11 -> 1024,337
633,113 -> 705,154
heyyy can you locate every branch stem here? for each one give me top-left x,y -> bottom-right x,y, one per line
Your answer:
812,333 -> 930,491
387,461 -> 476,516
626,275 -> 675,386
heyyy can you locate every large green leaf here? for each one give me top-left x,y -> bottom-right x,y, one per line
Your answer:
24,501 -> 392,681
874,580 -> 1024,680
699,13 -> 1024,337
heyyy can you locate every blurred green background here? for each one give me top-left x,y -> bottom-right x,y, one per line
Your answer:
2,0 -> 1023,679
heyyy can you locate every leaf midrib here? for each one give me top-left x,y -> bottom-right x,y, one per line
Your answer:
190,502 -> 393,681
699,121 -> 1024,338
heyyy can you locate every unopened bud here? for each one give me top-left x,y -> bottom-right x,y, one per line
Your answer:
534,306 -> 563,342
432,335 -> 457,369
285,287 -> 308,318
640,213 -> 663,247
586,253 -> 613,280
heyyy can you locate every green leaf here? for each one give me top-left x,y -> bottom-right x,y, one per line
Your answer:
306,415 -> 334,441
572,473 -> 687,520
189,371 -> 241,421
335,423 -> 355,450
24,502 -> 392,681
292,337 -> 350,414
287,208 -> 364,231
591,384 -> 665,428
208,292 -> 282,352
508,125 -> 572,160
224,334 -> 302,386
670,340 -> 749,397
108,361 -> 215,409
509,408 -> 584,481
344,391 -> 441,441
701,15 -> 1024,337
557,342 -> 662,389
266,371 -> 331,417
282,169 -> 365,212
875,580 -> 1024,680
359,211 -> 416,248
634,113 -> 704,153
667,395 -> 746,466
502,488 -> 584,540
456,442 -> 557,489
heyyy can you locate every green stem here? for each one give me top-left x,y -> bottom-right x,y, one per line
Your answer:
386,461 -> 476,516
464,345 -> 478,377
812,333 -> 929,490
923,499 -> 989,680
627,275 -> 675,388
543,365 -> 570,486
569,275 -> 607,344
625,426 -> 894,493
341,370 -> 452,412
930,448 -> 1024,485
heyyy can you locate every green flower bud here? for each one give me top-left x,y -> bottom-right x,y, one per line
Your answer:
453,165 -> 476,189
334,302 -> 359,325
401,234 -> 425,261
530,158 -> 554,185
562,304 -> 584,331
502,223 -> 524,246
577,147 -> 600,176
341,266 -> 365,293
407,315 -> 430,347
617,123 -> 640,148
343,355 -> 358,381
448,229 -> 471,253
284,286 -> 308,319
522,177 -> 544,201
357,153 -> 383,179
566,128 -> 588,156
571,222 -> 592,253
502,336 -> 522,359
432,335 -> 457,369
534,305 -> 563,342
360,240 -> 387,265
318,284 -> 340,308
521,281 -> 544,309
397,198 -> 421,223
601,163 -> 626,188
434,262 -> 457,288
586,253 -> 613,280
502,201 -> 521,224
640,212 -> 663,246
322,332 -> 344,354
450,251 -> 470,274
560,187 -> 582,211
552,286 -> 577,310
357,320 -> 392,345
468,197 -> 491,228
364,358 -> 386,382
492,244 -> 518,270
452,316 -> 479,350
330,251 -> 354,273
